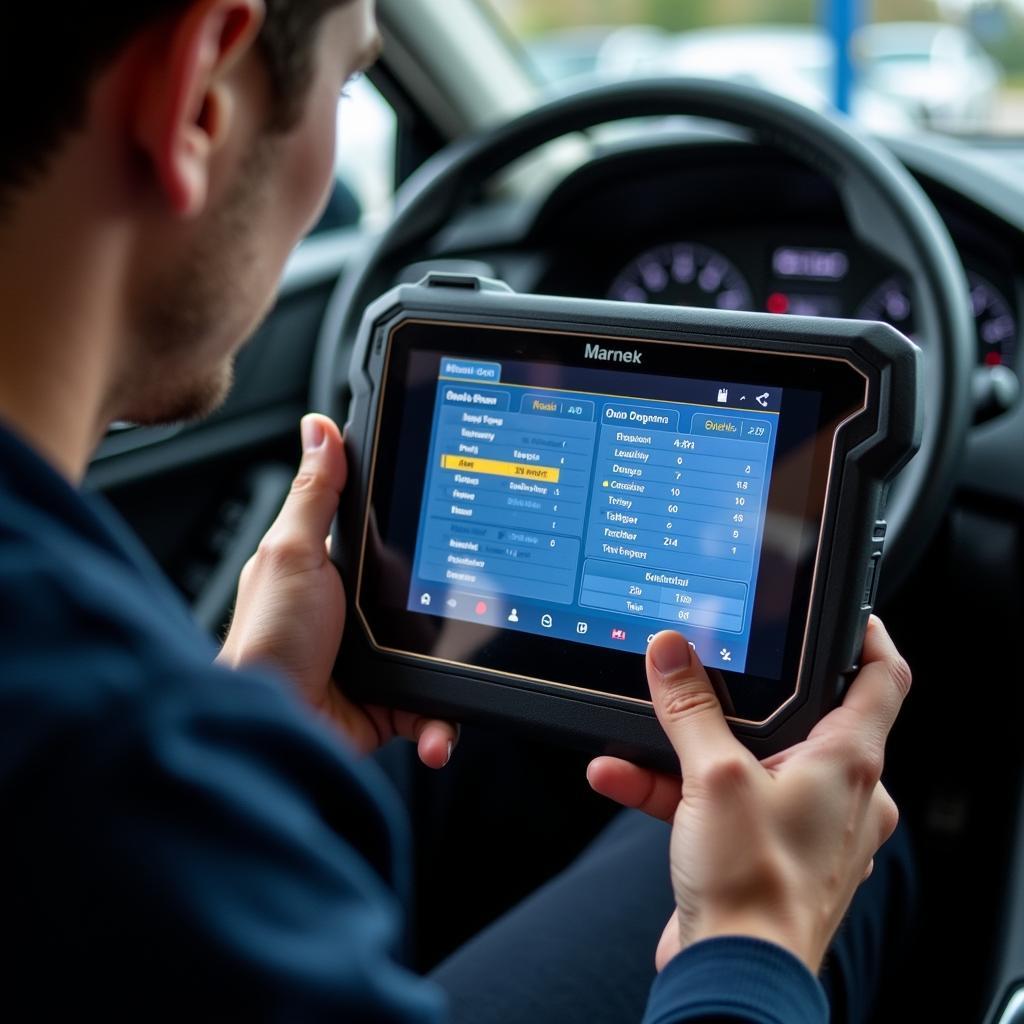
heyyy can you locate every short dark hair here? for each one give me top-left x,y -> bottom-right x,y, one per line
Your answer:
1,2 -> 346,197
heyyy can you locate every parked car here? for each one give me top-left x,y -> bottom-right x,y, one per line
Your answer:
856,21 -> 1003,132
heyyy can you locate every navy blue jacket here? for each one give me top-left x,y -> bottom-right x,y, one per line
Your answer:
0,421 -> 825,1022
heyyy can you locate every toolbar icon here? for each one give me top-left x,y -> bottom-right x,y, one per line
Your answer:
576,622 -> 589,635
756,393 -> 771,408
720,648 -> 733,663
420,593 -> 432,607
508,608 -> 520,624
717,388 -> 729,404
611,628 -> 627,641
541,614 -> 554,629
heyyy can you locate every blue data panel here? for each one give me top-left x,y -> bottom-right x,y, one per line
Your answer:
408,356 -> 779,673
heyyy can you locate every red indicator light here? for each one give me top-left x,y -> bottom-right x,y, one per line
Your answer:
767,292 -> 789,315
985,352 -> 1003,367
475,601 -> 488,615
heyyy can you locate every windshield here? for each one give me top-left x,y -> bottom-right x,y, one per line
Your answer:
485,0 -> 1021,137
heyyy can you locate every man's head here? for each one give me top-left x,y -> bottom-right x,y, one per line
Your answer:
1,1 -> 379,429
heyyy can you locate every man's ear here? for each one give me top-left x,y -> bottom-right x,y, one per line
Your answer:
134,0 -> 265,218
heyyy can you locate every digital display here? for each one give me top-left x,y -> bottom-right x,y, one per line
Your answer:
405,355 -> 780,673
772,247 -> 850,281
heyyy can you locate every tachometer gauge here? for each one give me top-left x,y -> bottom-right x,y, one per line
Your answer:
608,243 -> 753,312
857,271 -> 1018,367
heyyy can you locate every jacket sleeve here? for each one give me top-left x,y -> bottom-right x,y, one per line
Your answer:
642,937 -> 829,1024
11,662 -> 447,1023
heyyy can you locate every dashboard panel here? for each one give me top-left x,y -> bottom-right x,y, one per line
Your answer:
514,144 -> 1022,381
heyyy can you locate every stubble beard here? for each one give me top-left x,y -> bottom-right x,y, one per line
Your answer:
115,139 -> 279,427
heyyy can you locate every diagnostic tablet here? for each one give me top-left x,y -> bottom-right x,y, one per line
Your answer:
336,274 -> 920,768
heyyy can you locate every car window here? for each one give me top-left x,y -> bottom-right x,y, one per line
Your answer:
338,76 -> 398,226
308,76 -> 397,237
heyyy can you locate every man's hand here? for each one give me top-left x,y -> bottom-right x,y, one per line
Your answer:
218,414 -> 458,769
587,618 -> 910,974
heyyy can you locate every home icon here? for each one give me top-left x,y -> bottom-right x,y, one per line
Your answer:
420,593 -> 432,607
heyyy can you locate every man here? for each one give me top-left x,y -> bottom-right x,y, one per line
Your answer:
0,1 -> 911,1020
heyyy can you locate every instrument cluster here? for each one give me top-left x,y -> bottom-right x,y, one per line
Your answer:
606,240 -> 1018,370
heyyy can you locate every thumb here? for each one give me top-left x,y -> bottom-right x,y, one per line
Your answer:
260,415 -> 347,571
646,631 -> 742,779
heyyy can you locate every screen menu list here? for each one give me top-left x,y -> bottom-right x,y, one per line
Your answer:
408,356 -> 779,672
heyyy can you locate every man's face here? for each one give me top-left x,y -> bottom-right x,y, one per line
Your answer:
118,0 -> 380,426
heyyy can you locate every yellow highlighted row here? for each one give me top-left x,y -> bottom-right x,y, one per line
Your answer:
441,454 -> 561,483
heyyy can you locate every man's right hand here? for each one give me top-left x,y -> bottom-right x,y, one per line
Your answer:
587,616 -> 911,975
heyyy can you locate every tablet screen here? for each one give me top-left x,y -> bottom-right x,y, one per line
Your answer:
356,319 -> 866,720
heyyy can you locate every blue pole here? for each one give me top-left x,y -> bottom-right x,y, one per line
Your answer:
823,0 -> 865,115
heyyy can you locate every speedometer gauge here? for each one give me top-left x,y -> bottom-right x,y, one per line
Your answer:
608,243 -> 753,312
856,271 -> 1018,367
856,277 -> 914,338
969,273 -> 1018,367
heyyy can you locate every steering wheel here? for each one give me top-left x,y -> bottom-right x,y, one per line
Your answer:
312,78 -> 974,595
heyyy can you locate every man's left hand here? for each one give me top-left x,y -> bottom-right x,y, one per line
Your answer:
218,414 -> 458,769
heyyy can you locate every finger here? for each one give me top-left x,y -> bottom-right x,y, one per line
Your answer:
586,757 -> 681,823
845,616 -> 913,729
811,616 -> 912,750
323,692 -> 385,758
260,415 -> 348,572
416,720 -> 460,770
383,707 -> 459,770
863,858 -> 875,883
646,631 -> 745,779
